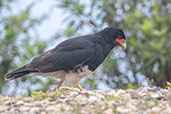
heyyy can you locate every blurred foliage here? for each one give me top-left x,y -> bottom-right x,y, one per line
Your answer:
57,0 -> 171,88
0,0 -> 53,95
0,0 -> 171,96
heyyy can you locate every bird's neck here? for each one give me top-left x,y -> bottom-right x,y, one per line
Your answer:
103,43 -> 114,57
95,32 -> 114,45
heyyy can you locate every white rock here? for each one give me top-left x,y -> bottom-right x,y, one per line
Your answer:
117,107 -> 131,113
97,94 -> 104,99
24,103 -> 33,107
75,95 -> 82,101
8,108 -> 15,113
40,112 -> 46,114
46,105 -> 58,111
123,93 -> 131,101
118,89 -> 126,94
22,112 -> 29,114
0,106 -> 9,112
30,107 -> 40,113
89,96 -> 98,102
104,109 -> 113,114
151,94 -> 160,98
16,100 -> 24,105
20,106 -> 30,112
152,107 -> 161,113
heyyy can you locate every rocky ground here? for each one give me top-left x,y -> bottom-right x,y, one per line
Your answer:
0,86 -> 171,114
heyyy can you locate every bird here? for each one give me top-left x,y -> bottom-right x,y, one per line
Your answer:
4,27 -> 126,91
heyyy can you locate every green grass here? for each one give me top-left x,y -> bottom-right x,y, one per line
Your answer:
60,103 -> 65,112
166,81 -> 171,89
31,88 -> 74,100
103,96 -> 121,102
139,100 -> 149,107
0,95 -> 8,99
0,95 -> 4,98
72,104 -> 82,114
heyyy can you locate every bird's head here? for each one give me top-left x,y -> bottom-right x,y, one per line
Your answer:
99,27 -> 126,50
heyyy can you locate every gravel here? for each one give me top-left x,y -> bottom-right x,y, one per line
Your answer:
0,86 -> 170,114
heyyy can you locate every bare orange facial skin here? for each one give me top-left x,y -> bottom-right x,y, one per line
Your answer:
115,38 -> 125,45
115,38 -> 126,50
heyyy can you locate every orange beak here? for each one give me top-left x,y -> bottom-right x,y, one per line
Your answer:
115,38 -> 126,50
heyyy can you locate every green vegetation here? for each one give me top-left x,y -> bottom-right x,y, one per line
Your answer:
0,95 -> 5,98
72,104 -> 82,114
60,103 -> 65,112
139,100 -> 149,107
94,107 -> 103,114
0,0 -> 49,94
154,98 -> 158,106
103,96 -> 121,102
125,82 -> 138,89
31,88 -> 73,100
166,81 -> 171,89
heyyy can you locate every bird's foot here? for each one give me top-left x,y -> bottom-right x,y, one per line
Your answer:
50,87 -> 59,92
77,84 -> 84,91
50,80 -> 64,92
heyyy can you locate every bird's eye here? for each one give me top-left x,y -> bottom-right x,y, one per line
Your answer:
118,35 -> 122,39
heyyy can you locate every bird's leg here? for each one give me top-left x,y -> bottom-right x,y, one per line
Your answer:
57,80 -> 64,89
77,84 -> 84,91
53,80 -> 64,91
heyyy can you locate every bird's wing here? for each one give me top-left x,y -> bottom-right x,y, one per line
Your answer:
30,37 -> 95,73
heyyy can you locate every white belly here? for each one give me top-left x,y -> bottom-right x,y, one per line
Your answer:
64,69 -> 92,86
35,66 -> 92,86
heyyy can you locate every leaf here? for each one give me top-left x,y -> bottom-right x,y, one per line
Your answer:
75,4 -> 84,14
129,38 -> 138,48
142,19 -> 154,33
134,9 -> 142,18
27,45 -> 35,56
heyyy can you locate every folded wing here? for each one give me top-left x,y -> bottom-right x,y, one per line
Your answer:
30,37 -> 95,73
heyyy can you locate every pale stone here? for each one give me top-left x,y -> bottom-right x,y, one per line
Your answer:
40,112 -> 46,114
30,107 -> 40,113
46,105 -> 58,111
24,103 -> 33,107
152,107 -> 161,113
104,109 -> 113,114
123,93 -> 131,101
89,96 -> 97,102
0,106 -> 10,112
118,89 -> 126,94
117,107 -> 132,113
0,99 -> 4,105
75,95 -> 82,101
20,106 -> 30,112
4,101 -> 11,105
16,100 -> 24,105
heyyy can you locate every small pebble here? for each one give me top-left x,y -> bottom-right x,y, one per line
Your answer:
16,100 -> 24,105
152,107 -> 161,113
30,107 -> 40,113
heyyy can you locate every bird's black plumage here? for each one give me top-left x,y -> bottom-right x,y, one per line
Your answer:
4,27 -> 126,85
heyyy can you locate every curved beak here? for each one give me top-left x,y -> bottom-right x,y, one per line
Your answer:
115,38 -> 126,50
121,42 -> 126,50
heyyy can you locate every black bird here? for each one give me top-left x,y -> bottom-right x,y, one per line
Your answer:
4,27 -> 126,90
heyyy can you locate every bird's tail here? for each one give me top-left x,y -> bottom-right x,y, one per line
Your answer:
4,65 -> 36,81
